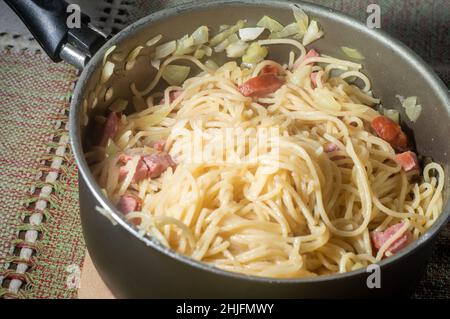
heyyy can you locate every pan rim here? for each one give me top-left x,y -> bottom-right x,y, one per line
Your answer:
69,0 -> 450,285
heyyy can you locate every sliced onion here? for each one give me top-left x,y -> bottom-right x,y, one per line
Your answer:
302,20 -> 324,46
102,45 -> 116,66
106,139 -> 119,157
125,46 -> 144,70
226,40 -> 249,58
101,61 -> 115,83
205,60 -> 219,71
242,42 -> 268,64
155,40 -> 177,59
405,104 -> 422,122
270,22 -> 299,39
151,59 -> 161,70
174,34 -> 196,56
257,16 -> 284,32
292,4 -> 309,34
341,47 -> 365,60
214,33 -> 239,53
401,96 -> 422,122
384,109 -> 400,123
210,20 -> 247,47
146,34 -> 163,47
239,27 -> 265,41
191,26 -> 209,45
162,65 -> 191,86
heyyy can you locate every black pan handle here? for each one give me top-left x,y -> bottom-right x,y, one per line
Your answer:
4,0 -> 108,68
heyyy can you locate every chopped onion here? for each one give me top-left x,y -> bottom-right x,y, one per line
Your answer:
155,40 -> 177,59
173,35 -> 196,56
257,16 -> 284,32
396,95 -> 422,122
405,105 -> 422,122
239,27 -> 265,41
191,26 -> 209,45
270,22 -> 299,39
292,4 -> 309,34
194,47 -> 206,59
226,40 -> 249,58
341,47 -> 365,60
214,33 -> 239,53
162,65 -> 191,86
302,20 -> 324,46
106,139 -> 119,157
384,109 -> 400,123
210,20 -> 247,47
151,59 -> 161,70
146,34 -> 163,47
102,45 -> 116,66
125,46 -> 144,70
101,61 -> 115,83
242,42 -> 268,64
109,99 -> 128,112
205,60 -> 219,70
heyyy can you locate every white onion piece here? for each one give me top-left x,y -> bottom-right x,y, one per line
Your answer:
239,27 -> 265,41
146,34 -> 163,47
102,45 -> 116,66
292,4 -> 309,34
162,65 -> 191,86
151,59 -> 161,70
155,40 -> 176,59
191,26 -> 209,45
302,20 -> 324,46
101,61 -> 115,83
226,40 -> 249,58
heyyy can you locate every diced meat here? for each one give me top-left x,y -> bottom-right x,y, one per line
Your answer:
395,151 -> 419,172
371,222 -> 413,256
117,194 -> 141,214
118,156 -> 149,183
371,116 -> 408,152
150,140 -> 166,152
324,143 -> 339,153
161,90 -> 183,104
260,65 -> 279,76
142,152 -> 176,178
238,74 -> 284,98
293,49 -> 320,69
99,112 -> 120,147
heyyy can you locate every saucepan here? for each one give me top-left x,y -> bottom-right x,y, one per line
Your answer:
7,0 -> 449,298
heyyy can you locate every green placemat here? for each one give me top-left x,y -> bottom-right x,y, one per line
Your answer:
0,0 -> 448,299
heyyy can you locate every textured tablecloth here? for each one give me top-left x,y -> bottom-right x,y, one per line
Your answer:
0,0 -> 448,299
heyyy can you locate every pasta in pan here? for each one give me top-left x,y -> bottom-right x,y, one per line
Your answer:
87,9 -> 444,278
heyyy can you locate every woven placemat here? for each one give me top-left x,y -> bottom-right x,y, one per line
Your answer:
0,0 -> 448,299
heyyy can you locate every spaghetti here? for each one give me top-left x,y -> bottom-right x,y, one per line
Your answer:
88,30 -> 444,279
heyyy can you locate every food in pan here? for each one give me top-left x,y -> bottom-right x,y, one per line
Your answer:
87,6 -> 444,278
